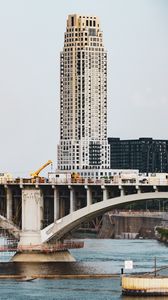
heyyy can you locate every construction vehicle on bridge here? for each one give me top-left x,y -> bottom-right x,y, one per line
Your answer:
30,160 -> 53,183
71,172 -> 80,183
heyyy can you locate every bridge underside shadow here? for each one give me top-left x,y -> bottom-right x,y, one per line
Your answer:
0,215 -> 20,239
41,192 -> 168,243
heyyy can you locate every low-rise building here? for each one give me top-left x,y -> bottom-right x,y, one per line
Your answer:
108,137 -> 168,173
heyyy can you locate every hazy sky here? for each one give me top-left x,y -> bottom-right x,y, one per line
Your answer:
0,0 -> 168,176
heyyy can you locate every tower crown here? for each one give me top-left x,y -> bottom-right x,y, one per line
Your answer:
66,14 -> 100,29
64,14 -> 103,49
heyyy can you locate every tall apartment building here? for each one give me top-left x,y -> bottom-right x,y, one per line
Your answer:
57,14 -> 110,170
108,137 -> 168,173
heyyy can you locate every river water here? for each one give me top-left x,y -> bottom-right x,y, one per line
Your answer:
0,239 -> 168,299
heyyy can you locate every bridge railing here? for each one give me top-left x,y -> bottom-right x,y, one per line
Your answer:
0,177 -> 168,186
48,177 -> 168,186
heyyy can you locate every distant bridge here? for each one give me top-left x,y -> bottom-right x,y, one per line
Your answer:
0,177 -> 168,248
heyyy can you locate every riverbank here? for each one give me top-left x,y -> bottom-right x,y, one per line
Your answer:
155,227 -> 168,243
99,211 -> 168,239
0,274 -> 119,280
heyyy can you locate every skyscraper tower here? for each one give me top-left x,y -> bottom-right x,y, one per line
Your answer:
57,14 -> 110,170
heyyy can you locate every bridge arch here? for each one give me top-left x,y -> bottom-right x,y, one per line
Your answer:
41,192 -> 168,243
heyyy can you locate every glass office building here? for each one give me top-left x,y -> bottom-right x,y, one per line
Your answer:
108,137 -> 168,173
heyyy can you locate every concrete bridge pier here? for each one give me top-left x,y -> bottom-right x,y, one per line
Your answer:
102,186 -> 108,201
119,186 -> 125,197
69,186 -> 76,213
86,186 -> 92,206
136,186 -> 140,194
11,187 -> 75,262
19,188 -> 43,246
6,187 -> 13,221
53,187 -> 60,221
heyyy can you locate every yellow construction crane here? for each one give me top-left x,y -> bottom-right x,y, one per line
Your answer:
30,160 -> 53,179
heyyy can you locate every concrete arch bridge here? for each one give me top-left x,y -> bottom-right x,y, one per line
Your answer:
41,190 -> 168,243
0,179 -> 168,247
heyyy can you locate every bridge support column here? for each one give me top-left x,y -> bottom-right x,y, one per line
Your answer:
54,188 -> 59,221
6,188 -> 13,221
119,187 -> 125,197
86,186 -> 92,206
136,186 -> 140,194
102,187 -> 108,201
19,188 -> 43,246
154,186 -> 158,192
69,187 -> 75,213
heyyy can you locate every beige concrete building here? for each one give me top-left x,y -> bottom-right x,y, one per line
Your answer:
57,14 -> 110,170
